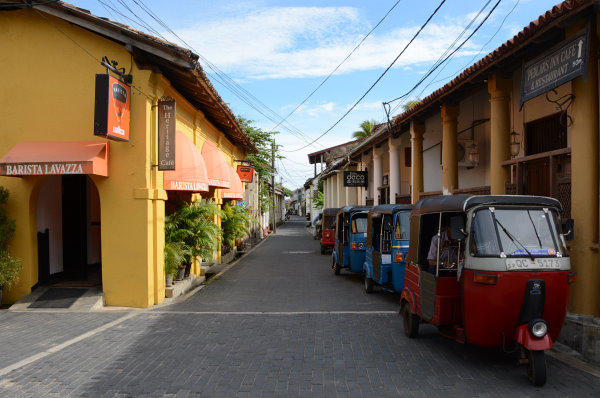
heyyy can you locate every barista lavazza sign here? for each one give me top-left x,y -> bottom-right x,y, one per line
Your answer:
344,171 -> 368,187
2,163 -> 86,176
520,27 -> 589,108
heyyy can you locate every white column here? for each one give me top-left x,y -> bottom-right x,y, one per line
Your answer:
331,174 -> 338,208
337,171 -> 345,207
389,136 -> 401,205
373,148 -> 382,205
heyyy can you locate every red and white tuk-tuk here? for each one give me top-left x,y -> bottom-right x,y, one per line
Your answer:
400,195 -> 575,386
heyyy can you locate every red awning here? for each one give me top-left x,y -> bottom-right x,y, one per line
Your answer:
201,140 -> 231,189
0,141 -> 109,177
163,131 -> 209,192
222,165 -> 244,199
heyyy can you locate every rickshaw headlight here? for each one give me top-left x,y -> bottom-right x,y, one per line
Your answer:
529,319 -> 548,338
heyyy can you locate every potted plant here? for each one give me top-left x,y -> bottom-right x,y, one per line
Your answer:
221,202 -> 256,258
164,199 -> 221,281
0,186 -> 22,304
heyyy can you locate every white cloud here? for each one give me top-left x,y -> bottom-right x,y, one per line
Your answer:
176,6 -> 482,80
296,102 -> 336,117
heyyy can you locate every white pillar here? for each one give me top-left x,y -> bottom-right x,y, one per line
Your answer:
373,148 -> 382,205
389,136 -> 401,205
337,171 -> 345,207
331,174 -> 338,208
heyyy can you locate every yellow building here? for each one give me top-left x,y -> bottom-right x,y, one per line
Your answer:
0,1 -> 256,307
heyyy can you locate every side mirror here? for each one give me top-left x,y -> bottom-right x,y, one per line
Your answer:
563,218 -> 574,241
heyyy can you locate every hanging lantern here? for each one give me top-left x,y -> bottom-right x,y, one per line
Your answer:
510,131 -> 521,157
468,141 -> 479,165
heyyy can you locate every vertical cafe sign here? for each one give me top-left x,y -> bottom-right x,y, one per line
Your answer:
94,74 -> 131,141
158,99 -> 176,170
520,26 -> 589,108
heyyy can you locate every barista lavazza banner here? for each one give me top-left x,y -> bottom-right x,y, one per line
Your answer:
344,171 -> 368,187
520,27 -> 589,108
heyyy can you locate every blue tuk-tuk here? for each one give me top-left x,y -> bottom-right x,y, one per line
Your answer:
363,204 -> 412,293
332,206 -> 371,275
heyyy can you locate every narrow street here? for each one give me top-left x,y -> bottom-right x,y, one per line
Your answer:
0,217 -> 598,397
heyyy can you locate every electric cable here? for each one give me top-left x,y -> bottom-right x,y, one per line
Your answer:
282,0 -> 448,153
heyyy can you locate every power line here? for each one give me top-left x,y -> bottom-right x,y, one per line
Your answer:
387,0 -> 502,108
267,0 -> 404,134
282,0 -> 448,153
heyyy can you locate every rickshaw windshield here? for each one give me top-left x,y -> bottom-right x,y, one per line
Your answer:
322,216 -> 336,230
471,207 -> 562,257
394,211 -> 410,240
351,216 -> 368,234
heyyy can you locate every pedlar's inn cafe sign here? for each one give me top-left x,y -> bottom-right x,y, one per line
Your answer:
520,25 -> 589,108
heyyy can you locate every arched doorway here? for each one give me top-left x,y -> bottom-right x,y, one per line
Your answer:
36,175 -> 102,286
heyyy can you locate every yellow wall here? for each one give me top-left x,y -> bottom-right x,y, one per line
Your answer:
0,10 -> 246,307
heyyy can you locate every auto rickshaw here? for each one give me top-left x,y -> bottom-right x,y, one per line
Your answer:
320,207 -> 340,254
400,195 -> 575,386
332,206 -> 371,274
363,204 -> 412,293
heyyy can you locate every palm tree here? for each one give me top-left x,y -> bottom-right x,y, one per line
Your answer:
352,120 -> 377,139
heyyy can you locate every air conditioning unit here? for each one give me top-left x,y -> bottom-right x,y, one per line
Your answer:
457,140 -> 479,167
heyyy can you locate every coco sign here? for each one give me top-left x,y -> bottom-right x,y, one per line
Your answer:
344,171 -> 368,187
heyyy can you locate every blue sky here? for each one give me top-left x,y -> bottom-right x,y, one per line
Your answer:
70,0 -> 562,188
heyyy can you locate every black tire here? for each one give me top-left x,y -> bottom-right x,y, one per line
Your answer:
363,273 -> 374,293
401,302 -> 419,338
320,245 -> 325,255
333,259 -> 340,275
527,350 -> 547,386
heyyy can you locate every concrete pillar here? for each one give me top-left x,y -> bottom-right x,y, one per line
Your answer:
337,171 -> 345,207
389,136 -> 401,204
411,120 -> 425,203
323,178 -> 328,209
331,174 -> 338,208
441,103 -> 460,194
373,148 -> 382,205
569,22 -> 599,317
362,152 -> 372,203
488,73 -> 512,195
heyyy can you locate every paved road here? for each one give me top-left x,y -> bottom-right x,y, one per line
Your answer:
0,216 -> 598,397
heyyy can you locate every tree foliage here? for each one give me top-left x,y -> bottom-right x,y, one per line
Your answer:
0,186 -> 22,288
237,116 -> 279,181
352,120 -> 377,139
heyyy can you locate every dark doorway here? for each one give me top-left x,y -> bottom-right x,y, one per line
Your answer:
526,158 -> 550,197
62,175 -> 88,280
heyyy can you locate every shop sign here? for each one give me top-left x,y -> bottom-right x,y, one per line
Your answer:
1,162 -> 87,176
94,74 -> 131,141
158,99 -> 176,171
344,171 -> 368,187
520,27 -> 589,108
236,165 -> 254,183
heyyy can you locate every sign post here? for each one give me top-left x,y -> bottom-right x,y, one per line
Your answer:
343,171 -> 368,187
158,99 -> 176,171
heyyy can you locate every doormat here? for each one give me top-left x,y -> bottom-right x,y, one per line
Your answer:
28,288 -> 87,309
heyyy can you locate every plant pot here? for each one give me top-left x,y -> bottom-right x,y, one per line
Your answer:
176,266 -> 186,281
165,274 -> 173,287
184,263 -> 191,278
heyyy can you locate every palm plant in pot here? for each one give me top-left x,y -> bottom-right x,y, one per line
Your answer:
0,186 -> 22,304
164,214 -> 188,286
221,202 -> 256,253
165,199 -> 221,281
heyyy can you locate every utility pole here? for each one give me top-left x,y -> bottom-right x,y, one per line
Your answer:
271,139 -> 276,234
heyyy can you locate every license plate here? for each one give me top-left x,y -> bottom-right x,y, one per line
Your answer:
505,258 -> 561,270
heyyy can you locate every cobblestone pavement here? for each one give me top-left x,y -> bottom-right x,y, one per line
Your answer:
0,216 -> 598,397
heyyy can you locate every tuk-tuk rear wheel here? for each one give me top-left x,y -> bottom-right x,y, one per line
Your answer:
320,245 -> 325,255
333,259 -> 340,275
402,302 -> 419,338
527,349 -> 547,386
363,274 -> 374,293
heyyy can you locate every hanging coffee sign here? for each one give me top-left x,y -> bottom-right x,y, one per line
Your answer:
94,74 -> 131,141
236,165 -> 254,183
520,27 -> 589,108
158,98 -> 176,171
344,171 -> 368,187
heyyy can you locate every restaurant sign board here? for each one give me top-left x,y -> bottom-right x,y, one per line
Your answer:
344,171 -> 368,187
520,27 -> 588,108
236,165 -> 254,183
158,99 -> 176,171
94,74 -> 131,141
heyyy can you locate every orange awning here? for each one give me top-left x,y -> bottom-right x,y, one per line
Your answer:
201,140 -> 231,189
164,131 -> 209,192
222,165 -> 244,200
0,141 -> 109,177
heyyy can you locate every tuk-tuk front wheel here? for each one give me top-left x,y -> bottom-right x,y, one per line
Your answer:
333,259 -> 340,275
527,349 -> 547,386
402,302 -> 419,338
320,245 -> 326,255
363,273 -> 374,293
